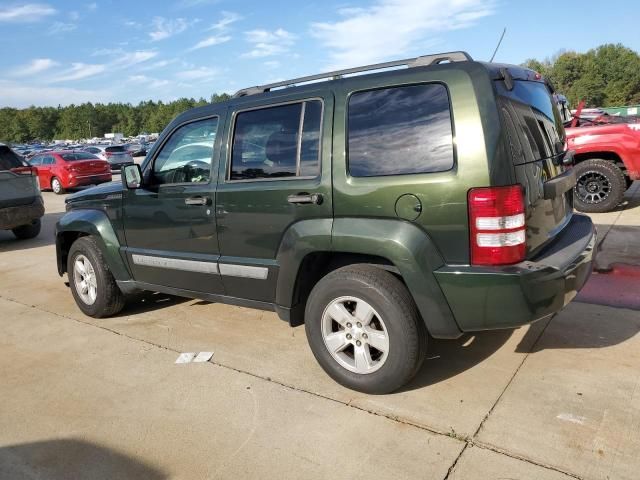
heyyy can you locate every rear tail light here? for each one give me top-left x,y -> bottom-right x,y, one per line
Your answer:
10,166 -> 36,176
468,185 -> 526,266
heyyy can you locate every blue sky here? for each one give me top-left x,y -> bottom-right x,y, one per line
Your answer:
1,0 -> 639,107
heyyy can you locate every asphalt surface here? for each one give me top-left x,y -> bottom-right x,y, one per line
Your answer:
0,183 -> 639,480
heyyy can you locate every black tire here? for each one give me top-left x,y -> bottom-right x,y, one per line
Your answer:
305,265 -> 427,394
625,177 -> 634,190
51,176 -> 65,195
573,159 -> 625,213
67,236 -> 125,318
12,219 -> 41,239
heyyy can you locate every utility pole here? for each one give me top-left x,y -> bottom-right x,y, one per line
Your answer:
86,121 -> 92,139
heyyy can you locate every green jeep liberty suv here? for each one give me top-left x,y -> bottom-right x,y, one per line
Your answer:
56,52 -> 595,393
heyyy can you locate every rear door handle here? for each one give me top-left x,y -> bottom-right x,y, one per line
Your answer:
185,196 -> 211,206
287,193 -> 323,205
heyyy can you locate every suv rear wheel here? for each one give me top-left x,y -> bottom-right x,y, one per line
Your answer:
68,236 -> 125,317
573,159 -> 625,213
12,219 -> 41,239
305,265 -> 427,394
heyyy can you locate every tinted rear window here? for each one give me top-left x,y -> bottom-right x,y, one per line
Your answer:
347,83 -> 454,177
105,146 -> 126,153
498,81 -> 565,164
61,152 -> 100,161
0,146 -> 26,170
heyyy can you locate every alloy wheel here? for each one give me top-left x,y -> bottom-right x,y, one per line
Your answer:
321,296 -> 389,374
575,171 -> 611,204
73,254 -> 98,305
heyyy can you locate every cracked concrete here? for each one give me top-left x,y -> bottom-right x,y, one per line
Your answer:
1,186 -> 639,479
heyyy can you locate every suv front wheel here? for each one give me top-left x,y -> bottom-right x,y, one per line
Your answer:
68,236 -> 125,317
305,265 -> 427,394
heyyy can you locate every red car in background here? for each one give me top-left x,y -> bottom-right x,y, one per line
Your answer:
28,151 -> 112,194
567,123 -> 640,212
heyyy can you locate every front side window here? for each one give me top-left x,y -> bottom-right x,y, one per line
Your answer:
230,100 -> 322,181
153,117 -> 218,185
348,84 -> 454,177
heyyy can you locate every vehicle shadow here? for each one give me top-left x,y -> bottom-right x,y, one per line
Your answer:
0,438 -> 166,479
400,328 -> 515,392
114,291 -> 190,317
0,212 -> 62,252
516,305 -> 640,353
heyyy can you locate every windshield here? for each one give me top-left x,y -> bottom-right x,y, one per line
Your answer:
497,80 -> 565,165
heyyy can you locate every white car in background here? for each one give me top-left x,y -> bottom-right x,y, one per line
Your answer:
82,145 -> 133,171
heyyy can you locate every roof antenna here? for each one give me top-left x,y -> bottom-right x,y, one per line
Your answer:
489,27 -> 507,62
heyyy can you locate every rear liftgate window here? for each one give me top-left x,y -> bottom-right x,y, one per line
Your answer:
348,83 -> 454,177
0,146 -> 26,170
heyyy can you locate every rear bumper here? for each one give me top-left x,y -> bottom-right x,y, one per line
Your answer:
434,214 -> 596,331
0,196 -> 45,230
67,173 -> 112,187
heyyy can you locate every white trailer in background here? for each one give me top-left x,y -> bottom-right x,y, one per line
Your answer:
104,133 -> 124,143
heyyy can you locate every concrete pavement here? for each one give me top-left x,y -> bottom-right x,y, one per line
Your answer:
0,184 -> 639,479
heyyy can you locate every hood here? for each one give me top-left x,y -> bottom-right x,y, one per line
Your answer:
66,180 -> 123,204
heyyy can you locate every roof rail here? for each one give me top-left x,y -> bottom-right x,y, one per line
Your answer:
233,51 -> 473,97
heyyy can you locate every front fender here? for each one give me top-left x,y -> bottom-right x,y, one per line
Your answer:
55,209 -> 131,281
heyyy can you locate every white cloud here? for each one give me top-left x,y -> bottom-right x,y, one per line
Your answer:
175,67 -> 218,81
0,3 -> 56,22
112,50 -> 158,67
189,34 -> 231,51
91,47 -> 124,56
243,28 -> 296,58
139,59 -> 177,71
0,80 -> 113,107
128,75 -> 170,89
208,11 -> 241,31
312,0 -> 494,68
48,21 -> 76,34
149,16 -> 190,41
51,63 -> 107,82
9,58 -> 59,76
123,19 -> 141,28
86,2 -> 98,11
178,0 -> 219,8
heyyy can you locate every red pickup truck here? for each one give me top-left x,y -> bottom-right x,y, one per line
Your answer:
567,122 -> 640,212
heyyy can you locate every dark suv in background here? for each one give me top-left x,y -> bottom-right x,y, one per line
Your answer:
55,52 -> 595,393
0,144 -> 44,239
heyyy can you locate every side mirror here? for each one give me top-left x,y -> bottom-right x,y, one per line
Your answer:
122,163 -> 143,189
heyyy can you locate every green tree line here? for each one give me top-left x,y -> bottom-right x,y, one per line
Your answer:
0,93 -> 230,144
523,43 -> 640,108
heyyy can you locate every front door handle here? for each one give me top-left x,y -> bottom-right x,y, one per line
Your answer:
185,196 -> 211,206
287,193 -> 323,205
